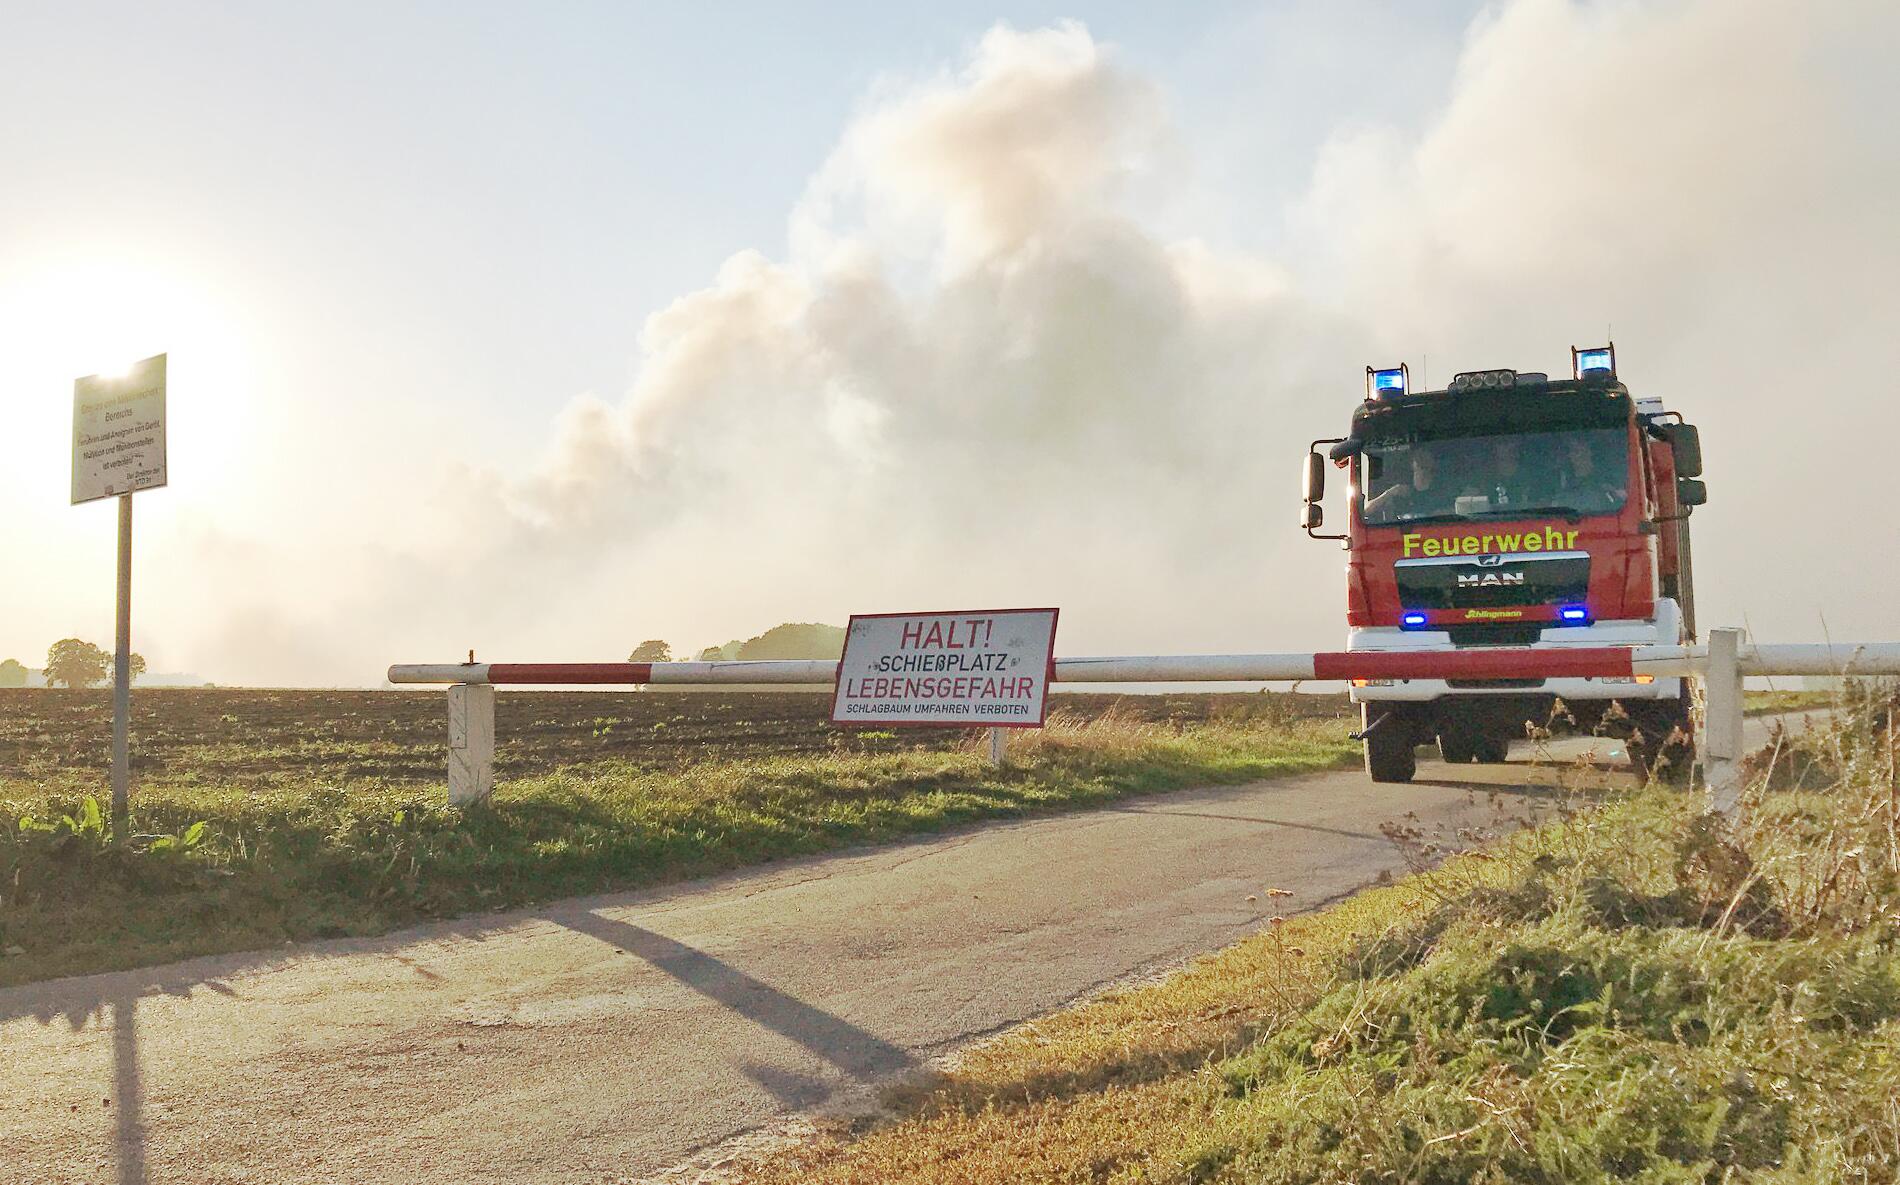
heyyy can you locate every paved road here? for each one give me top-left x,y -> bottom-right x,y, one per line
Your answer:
4,717 -> 1812,1184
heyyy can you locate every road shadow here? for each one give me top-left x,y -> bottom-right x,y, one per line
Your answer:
736,1060 -> 836,1109
1103,806 -> 1385,843
1407,749 -> 1638,800
552,910 -> 913,1091
1,940 -> 436,1029
1405,776 -> 1580,799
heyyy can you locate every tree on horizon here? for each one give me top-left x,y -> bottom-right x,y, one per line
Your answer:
628,640 -> 672,663
735,622 -> 845,661
0,658 -> 27,688
45,640 -> 108,688
43,640 -> 146,688
691,624 -> 844,664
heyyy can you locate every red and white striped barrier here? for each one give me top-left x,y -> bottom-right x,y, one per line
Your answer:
388,632 -> 1900,812
388,642 -> 1900,689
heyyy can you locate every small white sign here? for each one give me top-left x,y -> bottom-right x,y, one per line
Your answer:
73,354 -> 167,506
832,608 -> 1059,727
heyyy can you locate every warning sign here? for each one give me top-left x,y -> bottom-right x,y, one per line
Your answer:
73,354 -> 167,506
831,608 -> 1059,727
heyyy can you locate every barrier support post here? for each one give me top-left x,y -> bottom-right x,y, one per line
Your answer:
1702,628 -> 1744,816
448,684 -> 496,806
987,727 -> 1006,768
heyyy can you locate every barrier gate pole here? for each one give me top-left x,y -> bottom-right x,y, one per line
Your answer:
389,632 -> 1900,808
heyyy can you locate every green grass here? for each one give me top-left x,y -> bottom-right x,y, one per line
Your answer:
1745,688 -> 1838,716
0,704 -> 1355,986
740,687 -> 1900,1184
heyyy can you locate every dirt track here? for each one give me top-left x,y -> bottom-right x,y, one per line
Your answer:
4,723 -> 1803,1185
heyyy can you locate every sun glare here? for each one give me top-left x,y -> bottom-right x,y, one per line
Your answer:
0,255 -> 257,500
3,260 -> 204,379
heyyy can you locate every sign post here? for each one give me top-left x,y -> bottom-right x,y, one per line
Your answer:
73,354 -> 168,837
831,608 -> 1059,764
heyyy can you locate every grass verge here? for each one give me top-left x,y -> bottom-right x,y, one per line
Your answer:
0,707 -> 1354,987
739,686 -> 1900,1184
1745,689 -> 1838,716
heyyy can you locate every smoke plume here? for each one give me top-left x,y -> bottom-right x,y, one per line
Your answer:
172,2 -> 1900,683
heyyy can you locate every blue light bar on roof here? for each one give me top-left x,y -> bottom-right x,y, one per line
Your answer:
1559,605 -> 1590,623
1367,364 -> 1409,399
1402,612 -> 1428,628
1573,343 -> 1616,379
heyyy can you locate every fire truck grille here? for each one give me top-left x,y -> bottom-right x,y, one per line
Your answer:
1395,551 -> 1590,611
1445,624 -> 1545,647
1447,677 -> 1546,689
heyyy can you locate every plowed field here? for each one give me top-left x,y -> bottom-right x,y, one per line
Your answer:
0,687 -> 1351,787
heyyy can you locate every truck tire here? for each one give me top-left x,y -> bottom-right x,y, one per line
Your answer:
1363,705 -> 1417,783
1437,719 -> 1484,764
1473,731 -> 1513,764
1628,696 -> 1695,784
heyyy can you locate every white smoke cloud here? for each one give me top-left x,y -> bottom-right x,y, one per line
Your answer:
167,1 -> 1900,683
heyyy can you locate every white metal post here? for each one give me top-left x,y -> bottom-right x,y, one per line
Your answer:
448,684 -> 496,805
1702,627 -> 1745,816
111,493 -> 133,839
987,726 -> 1006,767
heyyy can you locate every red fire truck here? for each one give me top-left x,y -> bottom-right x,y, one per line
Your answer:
1300,345 -> 1707,782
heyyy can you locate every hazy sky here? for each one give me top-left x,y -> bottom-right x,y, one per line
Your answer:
2,0 -> 1895,684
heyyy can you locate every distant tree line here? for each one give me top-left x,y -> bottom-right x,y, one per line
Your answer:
629,623 -> 846,666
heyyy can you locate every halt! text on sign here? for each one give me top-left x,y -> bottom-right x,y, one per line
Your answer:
832,608 -> 1058,727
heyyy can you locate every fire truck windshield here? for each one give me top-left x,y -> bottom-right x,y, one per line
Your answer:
1360,428 -> 1628,527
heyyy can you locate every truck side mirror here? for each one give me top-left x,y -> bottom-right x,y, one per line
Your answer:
1302,437 -> 1349,542
1664,423 -> 1703,477
1677,478 -> 1707,507
1302,451 -> 1326,503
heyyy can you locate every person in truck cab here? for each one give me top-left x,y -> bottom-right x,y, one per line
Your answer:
1478,435 -> 1542,509
1364,443 -> 1444,520
1555,434 -> 1626,511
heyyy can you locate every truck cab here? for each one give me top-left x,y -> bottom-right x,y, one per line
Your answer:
1301,345 -> 1707,782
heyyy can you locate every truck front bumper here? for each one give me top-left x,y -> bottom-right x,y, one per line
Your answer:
1347,601 -> 1684,705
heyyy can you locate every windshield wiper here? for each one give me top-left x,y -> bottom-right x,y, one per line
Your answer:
1466,505 -> 1586,523
1372,506 -> 1591,528
1373,512 -> 1470,527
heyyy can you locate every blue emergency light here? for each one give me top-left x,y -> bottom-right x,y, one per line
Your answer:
1559,605 -> 1590,623
1572,343 -> 1616,379
1367,364 -> 1409,399
1402,612 -> 1429,628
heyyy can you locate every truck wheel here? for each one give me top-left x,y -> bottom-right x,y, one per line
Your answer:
1437,721 -> 1480,764
1363,706 -> 1417,783
1629,697 -> 1695,784
1473,731 -> 1513,764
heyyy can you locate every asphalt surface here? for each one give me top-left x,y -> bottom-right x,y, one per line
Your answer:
4,716 -> 1810,1184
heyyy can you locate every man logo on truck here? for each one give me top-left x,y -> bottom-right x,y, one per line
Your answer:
1456,570 -> 1525,588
